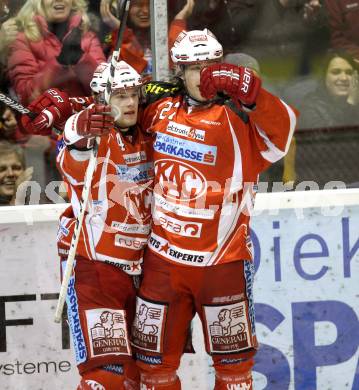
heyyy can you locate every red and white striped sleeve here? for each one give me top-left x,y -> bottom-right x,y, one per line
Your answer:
248,88 -> 298,164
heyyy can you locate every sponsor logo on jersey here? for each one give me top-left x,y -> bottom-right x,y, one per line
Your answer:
103,364 -> 124,375
132,297 -> 168,353
155,159 -> 207,202
123,151 -> 147,165
57,223 -> 69,241
66,275 -> 87,364
104,260 -> 131,272
104,259 -> 141,274
58,247 -> 69,256
116,162 -> 154,183
91,200 -> 104,214
154,133 -> 217,165
154,209 -> 202,238
122,182 -> 153,222
194,51 -> 210,56
204,301 -> 253,354
189,34 -> 208,42
86,308 -> 131,358
244,260 -> 256,336
148,233 -> 211,265
212,294 -> 245,304
200,119 -> 221,126
220,358 -> 246,365
60,225 -> 69,236
154,194 -> 215,220
226,382 -> 252,390
167,121 -> 205,141
136,353 -> 162,365
111,221 -> 151,235
114,234 -> 148,250
84,380 -> 105,390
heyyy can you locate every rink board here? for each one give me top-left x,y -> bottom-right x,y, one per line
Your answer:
0,190 -> 358,390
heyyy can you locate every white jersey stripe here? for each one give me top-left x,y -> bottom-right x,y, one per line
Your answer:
206,111 -> 244,266
255,100 -> 297,163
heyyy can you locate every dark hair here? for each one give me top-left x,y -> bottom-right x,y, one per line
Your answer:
321,50 -> 358,79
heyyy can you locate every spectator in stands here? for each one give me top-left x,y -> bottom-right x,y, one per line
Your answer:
86,0 -> 113,56
172,1 -> 329,80
7,0 -> 105,105
171,0 -> 259,55
299,51 -> 359,129
0,104 -> 29,143
100,0 -> 152,77
300,0 -> 330,74
295,51 -> 359,188
0,141 -> 33,205
325,0 -> 359,62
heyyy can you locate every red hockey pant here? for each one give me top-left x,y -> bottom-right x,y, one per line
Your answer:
132,251 -> 257,390
61,257 -> 139,389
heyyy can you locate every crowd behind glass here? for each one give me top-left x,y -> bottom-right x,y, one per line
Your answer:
0,0 -> 358,206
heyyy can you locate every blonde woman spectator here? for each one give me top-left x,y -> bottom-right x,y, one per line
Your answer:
7,0 -> 105,105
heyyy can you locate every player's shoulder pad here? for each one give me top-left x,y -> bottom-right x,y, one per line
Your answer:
142,78 -> 184,105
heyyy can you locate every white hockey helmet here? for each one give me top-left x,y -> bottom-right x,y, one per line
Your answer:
105,60 -> 142,104
170,29 -> 223,65
90,62 -> 110,94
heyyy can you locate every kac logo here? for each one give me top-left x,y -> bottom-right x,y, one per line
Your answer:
155,159 -> 207,202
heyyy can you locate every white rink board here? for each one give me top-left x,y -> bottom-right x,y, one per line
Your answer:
0,190 -> 358,390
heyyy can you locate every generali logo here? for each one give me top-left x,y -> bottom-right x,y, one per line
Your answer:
205,301 -> 252,354
132,298 -> 167,353
86,308 -> 131,357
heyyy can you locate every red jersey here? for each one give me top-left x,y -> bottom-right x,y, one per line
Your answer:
56,116 -> 153,275
142,88 -> 297,267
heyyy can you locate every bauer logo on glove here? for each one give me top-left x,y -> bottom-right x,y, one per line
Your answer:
200,63 -> 262,106
20,88 -> 72,135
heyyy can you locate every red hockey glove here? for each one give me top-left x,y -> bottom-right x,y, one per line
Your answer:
200,64 -> 261,106
20,88 -> 72,135
76,105 -> 114,138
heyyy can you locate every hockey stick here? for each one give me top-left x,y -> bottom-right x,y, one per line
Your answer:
54,0 -> 131,323
0,91 -> 66,135
0,92 -> 36,117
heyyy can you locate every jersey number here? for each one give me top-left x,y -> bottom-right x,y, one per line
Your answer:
158,102 -> 180,120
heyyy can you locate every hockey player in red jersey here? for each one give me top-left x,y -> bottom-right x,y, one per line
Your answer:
132,29 -> 298,390
56,61 -> 153,390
